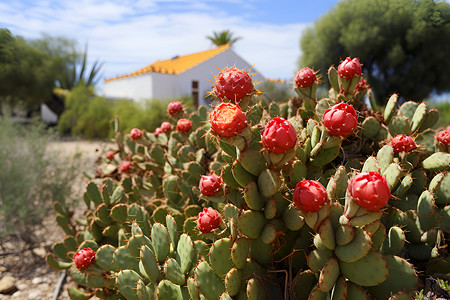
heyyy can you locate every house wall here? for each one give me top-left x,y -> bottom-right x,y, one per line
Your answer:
103,74 -> 153,101
103,48 -> 265,106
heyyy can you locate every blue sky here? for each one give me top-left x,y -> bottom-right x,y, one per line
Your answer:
0,0 -> 341,92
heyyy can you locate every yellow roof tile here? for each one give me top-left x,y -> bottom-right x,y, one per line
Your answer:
105,44 -> 230,82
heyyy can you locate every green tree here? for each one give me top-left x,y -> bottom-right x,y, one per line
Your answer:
207,30 -> 241,46
300,0 -> 450,104
0,29 -> 54,112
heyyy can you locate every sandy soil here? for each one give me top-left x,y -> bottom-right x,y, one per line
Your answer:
0,140 -> 113,300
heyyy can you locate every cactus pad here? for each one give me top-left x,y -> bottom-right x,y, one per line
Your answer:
339,250 -> 389,286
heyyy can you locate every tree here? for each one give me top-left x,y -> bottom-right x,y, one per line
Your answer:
0,29 -> 54,112
31,36 -> 103,116
299,0 -> 450,104
206,30 -> 241,46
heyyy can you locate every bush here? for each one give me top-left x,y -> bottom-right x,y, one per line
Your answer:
0,118 -> 80,242
58,85 -> 113,139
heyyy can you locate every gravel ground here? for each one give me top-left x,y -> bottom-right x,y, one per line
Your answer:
0,140 -> 113,300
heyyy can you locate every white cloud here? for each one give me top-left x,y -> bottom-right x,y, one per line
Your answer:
0,0 -> 311,90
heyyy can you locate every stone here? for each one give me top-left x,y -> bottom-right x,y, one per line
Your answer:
0,275 -> 17,294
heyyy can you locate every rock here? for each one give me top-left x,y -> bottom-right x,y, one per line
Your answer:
32,247 -> 47,258
0,266 -> 6,275
32,277 -> 44,285
0,275 -> 17,294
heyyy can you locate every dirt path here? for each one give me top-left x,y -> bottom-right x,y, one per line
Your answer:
0,140 -> 113,300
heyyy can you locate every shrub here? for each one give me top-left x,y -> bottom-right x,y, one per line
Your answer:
0,118 -> 80,242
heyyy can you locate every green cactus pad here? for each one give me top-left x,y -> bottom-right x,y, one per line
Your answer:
310,145 -> 341,166
69,265 -> 106,288
429,172 -> 445,193
45,254 -> 72,271
308,286 -> 328,300
292,269 -> 317,300
350,210 -> 382,227
187,277 -> 201,300
335,228 -> 372,263
326,165 -> 348,204
410,102 -> 427,132
335,224 -> 355,246
247,103 -> 263,125
417,190 -> 439,231
440,206 -> 450,234
175,234 -> 194,274
418,108 -> 439,132
231,237 -> 249,269
114,245 -> 140,272
239,148 -> 266,176
243,181 -> 266,211
52,242 -> 69,261
422,152 -> 450,171
128,234 -> 152,259
330,276 -> 347,300
318,256 -> 340,292
78,240 -> 98,252
210,238 -> 234,277
110,203 -> 128,223
136,279 -> 155,300
346,282 -> 370,299
362,156 -> 380,173
384,94 -> 398,124
399,101 -> 418,121
157,279 -> 183,300
225,268 -> 242,296
376,145 -> 394,173
246,278 -> 264,300
318,218 -> 336,251
257,168 -> 281,198
307,248 -> 333,273
195,261 -> 226,299
151,223 -> 171,262
283,205 -> 305,231
95,244 -> 118,272
67,286 -> 91,300
339,250 -> 388,286
381,226 -> 405,255
164,258 -> 186,285
367,255 -> 418,299
220,293 -> 233,300
361,116 -> 381,139
237,210 -> 266,239
382,162 -> 403,190
264,197 -> 277,219
248,238 -> 271,266
116,269 -> 141,300
86,181 -> 103,205
394,173 -> 413,197
166,214 -> 180,248
436,173 -> 450,205
232,161 -> 256,188
140,245 -> 161,283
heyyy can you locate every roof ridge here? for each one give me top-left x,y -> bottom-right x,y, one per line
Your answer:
105,44 -> 230,82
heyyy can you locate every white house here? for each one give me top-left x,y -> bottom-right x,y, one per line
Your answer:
103,44 -> 265,107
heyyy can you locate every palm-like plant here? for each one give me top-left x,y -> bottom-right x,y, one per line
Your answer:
206,30 -> 241,46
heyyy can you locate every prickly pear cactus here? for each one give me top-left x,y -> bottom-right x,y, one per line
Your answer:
48,60 -> 449,300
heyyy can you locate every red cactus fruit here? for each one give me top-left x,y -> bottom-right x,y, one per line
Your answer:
262,117 -> 297,153
199,171 -> 223,196
338,57 -> 362,79
73,248 -> 96,270
197,207 -> 222,233
119,161 -> 133,173
130,128 -> 142,140
160,122 -> 172,132
177,118 -> 192,132
167,101 -> 183,116
293,180 -> 328,212
323,102 -> 358,136
391,134 -> 417,153
436,129 -> 450,146
348,171 -> 391,212
154,127 -> 163,136
354,79 -> 367,92
210,102 -> 247,137
294,67 -> 317,88
213,67 -> 254,102
106,151 -> 115,160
